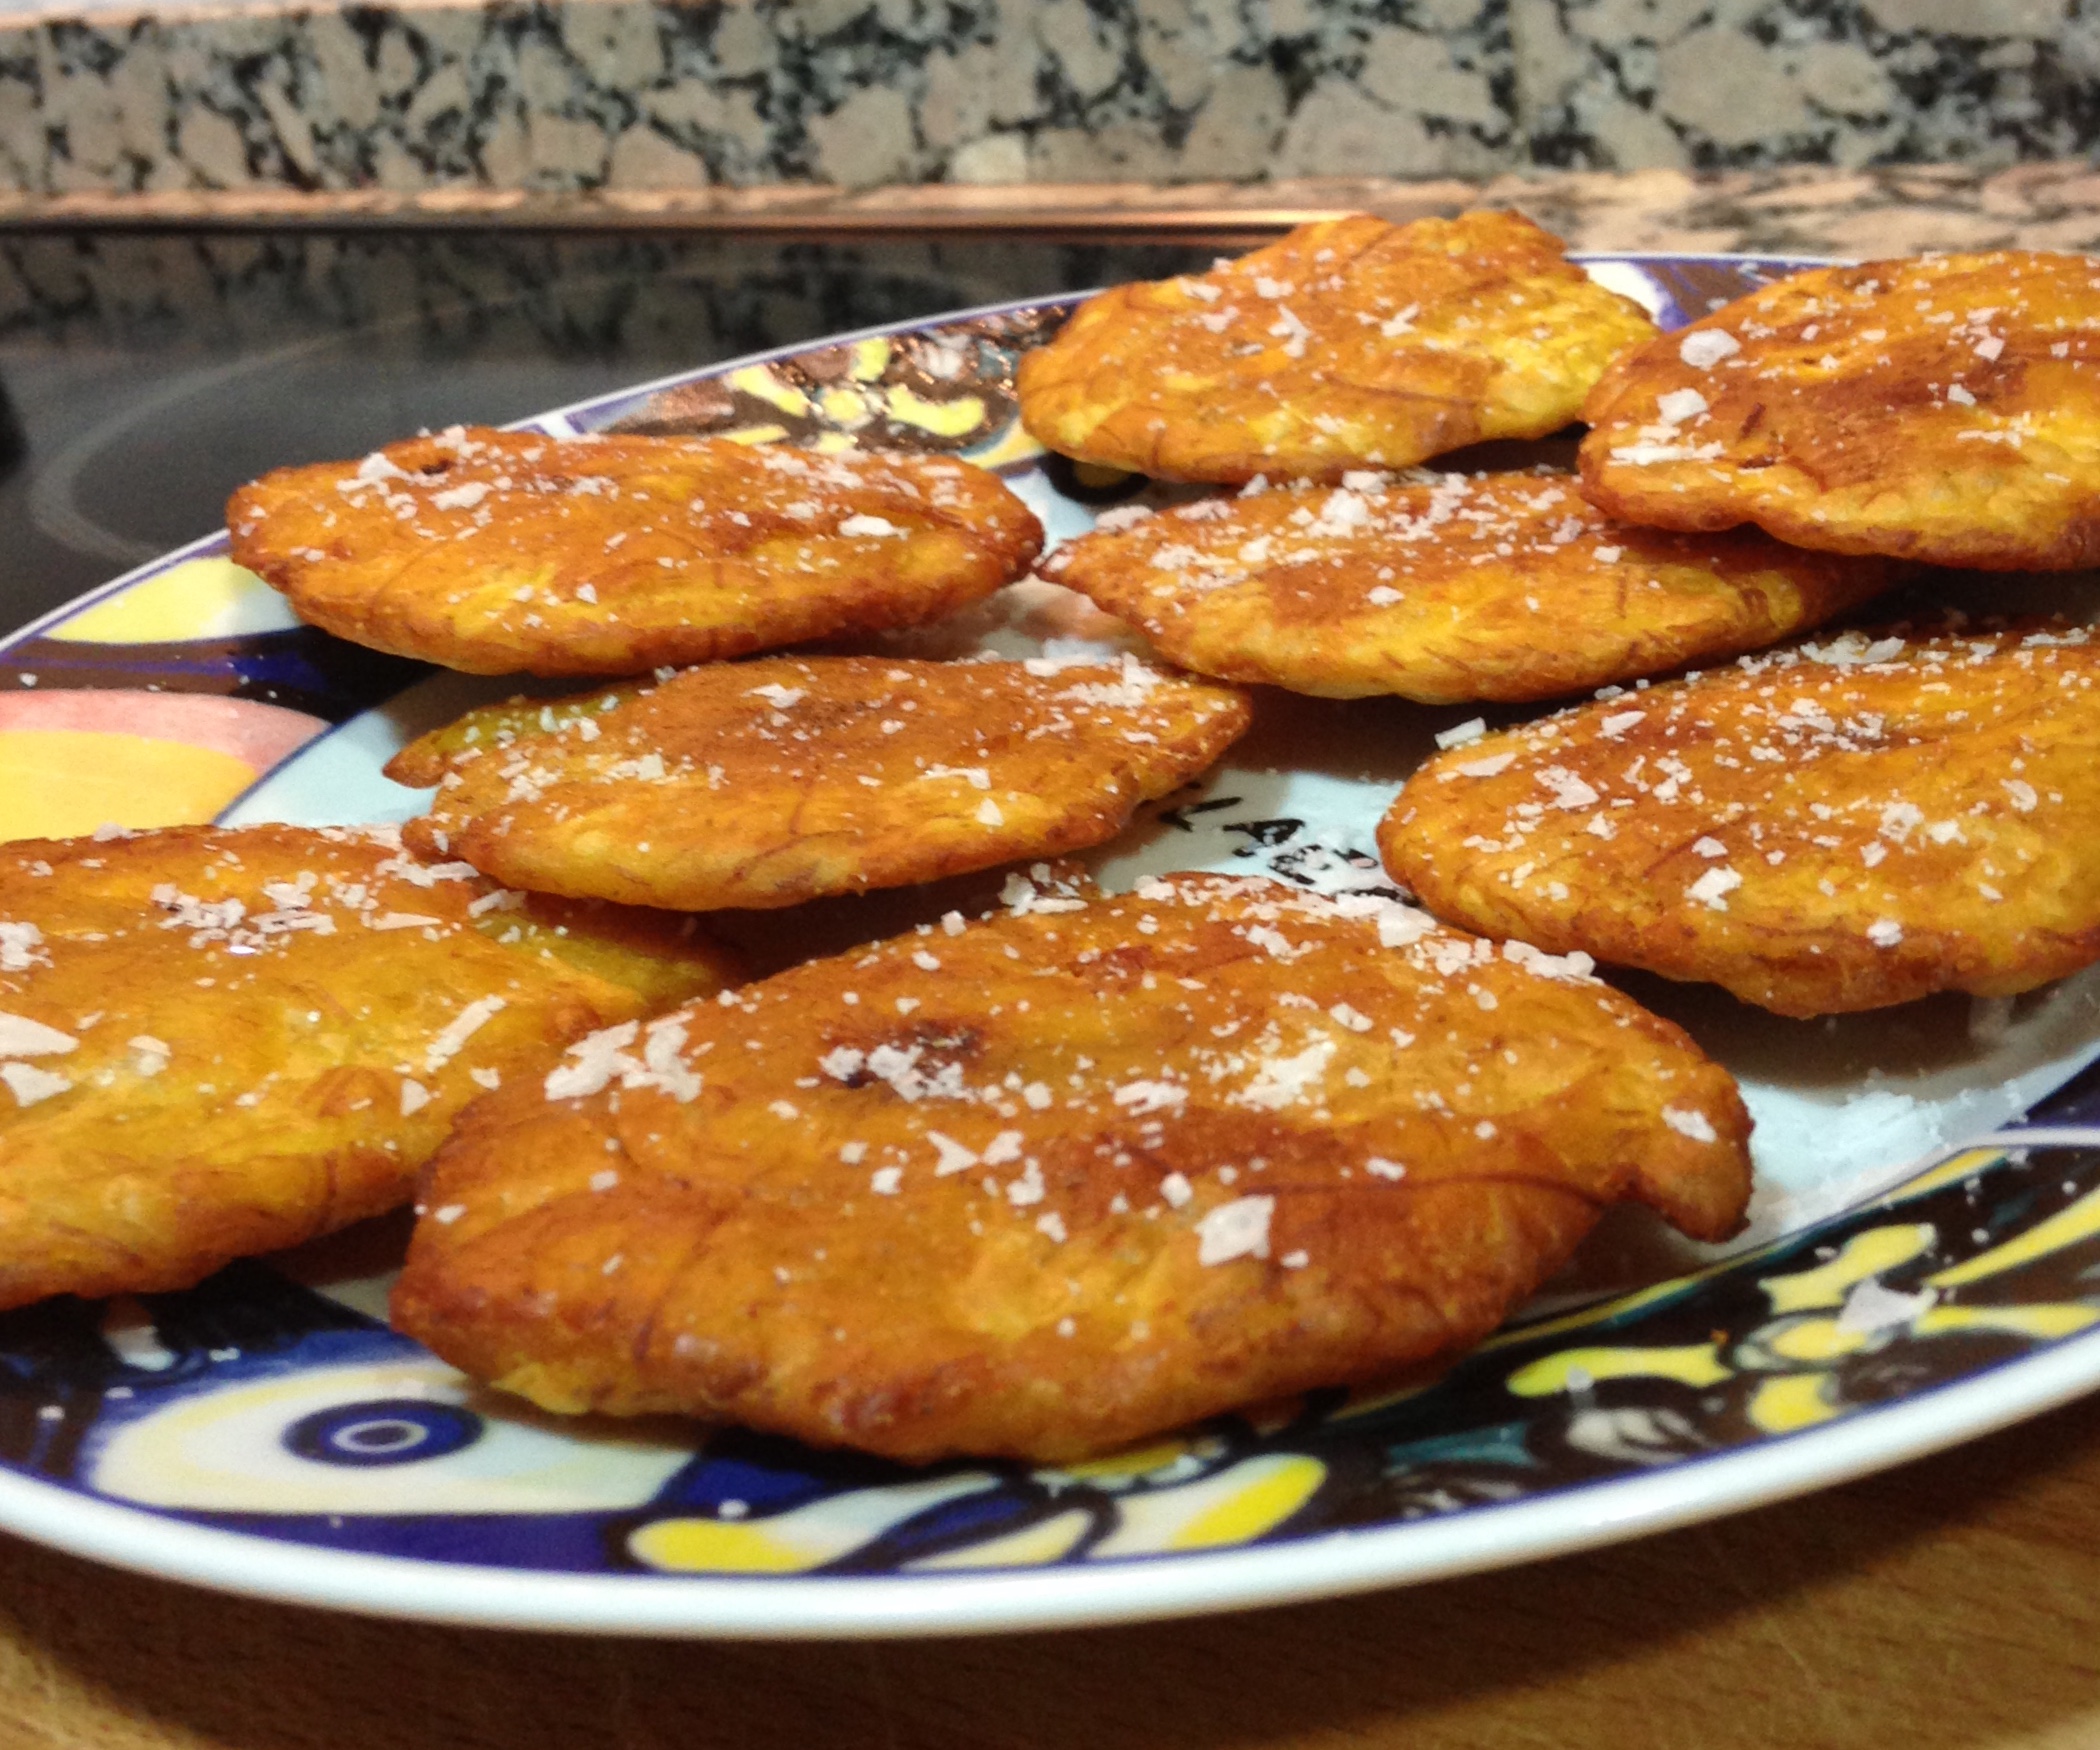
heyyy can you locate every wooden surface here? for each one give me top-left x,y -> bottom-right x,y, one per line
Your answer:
2,1388 -> 2099,1750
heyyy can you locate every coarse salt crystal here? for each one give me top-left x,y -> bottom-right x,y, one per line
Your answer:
1502,940 -> 1595,982
1113,1080 -> 1187,1115
1686,867 -> 1742,910
0,1062 -> 69,1106
1677,329 -> 1741,369
1609,439 -> 1724,465
1655,387 -> 1710,424
1540,768 -> 1600,810
1196,1195 -> 1274,1265
1375,905 -> 1435,949
0,922 -> 46,971
368,912 -> 444,932
928,1131 -> 980,1175
1240,1040 -> 1334,1110
0,1013 -> 77,1057
424,996 -> 505,1072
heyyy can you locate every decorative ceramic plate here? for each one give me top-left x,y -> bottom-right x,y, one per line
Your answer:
5,254 -> 2100,1639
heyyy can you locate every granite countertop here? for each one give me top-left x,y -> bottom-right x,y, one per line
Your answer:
3,0 -> 2098,242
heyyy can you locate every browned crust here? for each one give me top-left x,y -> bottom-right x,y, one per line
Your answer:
1043,471 -> 1905,702
392,874 -> 1749,1463
227,427 -> 1044,676
1579,251 -> 2100,571
0,823 -> 737,1308
1380,626 -> 2100,1016
384,655 -> 1251,911
1016,210 -> 1657,484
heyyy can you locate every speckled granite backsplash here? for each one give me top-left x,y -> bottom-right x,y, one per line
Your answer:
2,0 -> 2097,199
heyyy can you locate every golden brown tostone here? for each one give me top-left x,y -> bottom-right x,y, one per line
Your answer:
228,426 -> 1044,676
1580,250 -> 2100,570
1015,210 -> 1658,485
1043,470 -> 1903,702
391,872 -> 1750,1465
0,824 -> 737,1310
386,654 -> 1251,912
1380,626 -> 2100,1017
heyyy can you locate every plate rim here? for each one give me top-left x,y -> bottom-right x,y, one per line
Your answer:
3,1298 -> 2095,1637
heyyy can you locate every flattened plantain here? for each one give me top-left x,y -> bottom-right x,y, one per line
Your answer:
1381,626 -> 2100,1016
0,824 -> 736,1308
1044,470 -> 1901,701
392,873 -> 1750,1464
228,426 -> 1043,676
387,655 -> 1250,911
1017,211 -> 1657,485
1581,251 -> 2100,570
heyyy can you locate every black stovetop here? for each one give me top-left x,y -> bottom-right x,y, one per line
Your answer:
0,229 -> 1215,631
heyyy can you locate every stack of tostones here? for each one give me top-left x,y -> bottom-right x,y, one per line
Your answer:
1379,626 -> 2100,1017
0,823 -> 737,1309
1581,250 -> 2100,570
1043,469 -> 1904,702
136,208 -> 1917,1461
385,655 -> 1251,911
1016,211 -> 1658,484
391,872 -> 1751,1464
228,426 -> 1043,676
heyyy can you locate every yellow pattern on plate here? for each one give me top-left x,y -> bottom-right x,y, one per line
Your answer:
53,558 -> 296,644
0,729 -> 259,837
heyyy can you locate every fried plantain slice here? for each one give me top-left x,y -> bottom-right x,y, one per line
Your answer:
0,823 -> 738,1309
1014,210 -> 1658,486
385,654 -> 1251,911
1380,625 -> 2100,1017
1580,251 -> 2100,570
1042,470 -> 1903,702
391,872 -> 1750,1464
227,426 -> 1043,676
